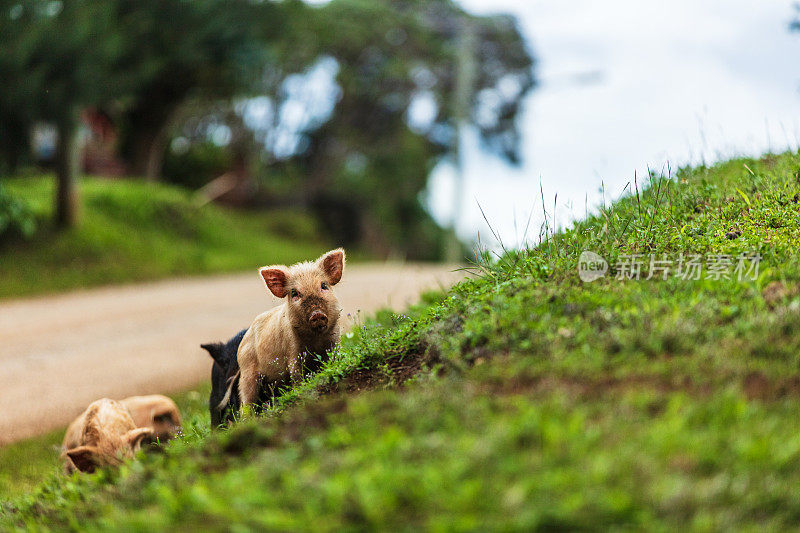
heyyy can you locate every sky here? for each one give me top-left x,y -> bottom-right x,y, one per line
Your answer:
426,0 -> 800,248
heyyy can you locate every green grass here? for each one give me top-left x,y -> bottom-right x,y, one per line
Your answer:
0,430 -> 64,501
0,176 -> 327,299
2,152 -> 800,530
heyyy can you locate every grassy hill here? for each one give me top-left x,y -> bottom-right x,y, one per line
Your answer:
2,152 -> 800,530
0,176 -> 326,299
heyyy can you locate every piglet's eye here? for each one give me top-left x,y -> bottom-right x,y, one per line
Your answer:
290,289 -> 300,298
321,282 -> 329,290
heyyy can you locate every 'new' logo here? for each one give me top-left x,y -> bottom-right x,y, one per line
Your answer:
578,251 -> 608,282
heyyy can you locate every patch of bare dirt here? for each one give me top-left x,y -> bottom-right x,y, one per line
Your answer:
478,373 -> 711,399
478,370 -> 800,403
762,281 -> 790,308
316,346 -> 430,396
742,371 -> 800,401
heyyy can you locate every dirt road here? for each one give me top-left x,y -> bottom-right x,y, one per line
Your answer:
0,264 -> 463,445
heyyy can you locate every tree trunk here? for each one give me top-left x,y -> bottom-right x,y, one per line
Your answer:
55,111 -> 81,228
145,130 -> 167,182
123,91 -> 184,182
0,114 -> 29,175
128,126 -> 167,182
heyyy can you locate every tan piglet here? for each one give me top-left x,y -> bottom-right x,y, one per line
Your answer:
234,248 -> 345,408
61,398 -> 154,474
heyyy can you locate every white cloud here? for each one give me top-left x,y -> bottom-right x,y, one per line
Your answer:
428,0 -> 800,247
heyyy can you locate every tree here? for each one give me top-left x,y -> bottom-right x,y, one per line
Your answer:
274,0 -> 535,258
13,1 -> 133,227
2,0 -> 534,250
161,0 -> 535,258
113,0 -> 287,181
1,0 -> 280,224
0,1 -> 43,174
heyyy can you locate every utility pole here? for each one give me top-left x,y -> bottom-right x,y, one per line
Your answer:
446,18 -> 476,263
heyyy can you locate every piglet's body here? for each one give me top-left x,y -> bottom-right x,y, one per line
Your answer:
202,328 -> 247,427
236,248 -> 345,407
61,398 -> 153,474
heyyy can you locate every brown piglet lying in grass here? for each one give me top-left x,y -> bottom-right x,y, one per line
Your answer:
232,248 -> 345,410
61,398 -> 154,474
120,394 -> 182,443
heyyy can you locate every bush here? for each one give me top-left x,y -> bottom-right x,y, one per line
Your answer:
162,141 -> 232,190
0,183 -> 36,242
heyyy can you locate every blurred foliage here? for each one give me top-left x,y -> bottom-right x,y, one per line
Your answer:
259,0 -> 535,259
162,142 -> 232,190
0,0 -> 534,257
0,0 -> 272,167
0,182 -> 36,241
113,0 -> 283,179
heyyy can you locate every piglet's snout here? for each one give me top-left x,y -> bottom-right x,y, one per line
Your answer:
309,309 -> 328,331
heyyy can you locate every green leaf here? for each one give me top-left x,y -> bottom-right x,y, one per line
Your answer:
736,188 -> 752,207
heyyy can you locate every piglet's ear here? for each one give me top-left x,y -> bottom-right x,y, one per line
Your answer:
317,248 -> 345,285
153,406 -> 182,427
125,427 -> 155,450
200,342 -> 224,364
65,445 -> 100,473
259,266 -> 289,298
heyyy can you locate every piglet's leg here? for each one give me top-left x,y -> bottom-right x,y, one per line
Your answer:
238,368 -> 260,407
